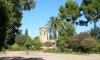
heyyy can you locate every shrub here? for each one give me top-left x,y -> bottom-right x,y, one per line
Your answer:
44,48 -> 59,53
33,36 -> 42,50
78,32 -> 91,40
57,43 -> 69,52
97,36 -> 100,42
11,43 -> 19,51
68,32 -> 96,53
57,38 -> 69,52
68,35 -> 80,43
68,36 -> 81,51
80,38 -> 96,53
68,42 -> 80,51
43,41 -> 52,47
91,43 -> 100,53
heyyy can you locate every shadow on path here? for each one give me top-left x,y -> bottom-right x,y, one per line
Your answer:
0,57 -> 44,60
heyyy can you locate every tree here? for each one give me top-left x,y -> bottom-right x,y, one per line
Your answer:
15,34 -> 26,46
23,29 -> 32,55
58,21 -> 75,38
81,0 -> 100,34
59,0 -> 100,35
43,41 -> 52,47
89,27 -> 100,41
24,29 -> 32,50
47,16 -> 61,39
68,32 -> 94,52
59,0 -> 80,23
11,43 -> 19,51
80,38 -> 96,53
57,22 -> 75,52
33,36 -> 42,50
47,16 -> 76,50
0,1 -> 9,50
0,0 -> 36,50
49,33 -> 53,40
15,29 -> 33,50
68,35 -> 80,51
25,29 -> 28,36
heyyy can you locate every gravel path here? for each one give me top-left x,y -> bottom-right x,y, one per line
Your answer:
0,51 -> 100,60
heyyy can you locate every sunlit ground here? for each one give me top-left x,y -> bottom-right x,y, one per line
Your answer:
0,51 -> 100,60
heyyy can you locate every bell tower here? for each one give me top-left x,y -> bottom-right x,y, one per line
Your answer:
39,27 -> 48,43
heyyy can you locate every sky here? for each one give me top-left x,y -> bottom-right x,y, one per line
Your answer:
21,0 -> 100,38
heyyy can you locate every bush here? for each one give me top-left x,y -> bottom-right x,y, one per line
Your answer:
33,36 -> 42,50
68,42 -> 80,51
80,38 -> 96,53
43,41 -> 52,47
57,35 -> 69,52
11,43 -> 19,51
97,36 -> 100,42
78,32 -> 91,40
91,43 -> 100,53
68,36 -> 81,51
68,32 -> 96,53
57,44 -> 67,52
44,48 -> 59,53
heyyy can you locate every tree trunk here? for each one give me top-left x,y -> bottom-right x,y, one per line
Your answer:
0,28 -> 6,51
94,20 -> 97,35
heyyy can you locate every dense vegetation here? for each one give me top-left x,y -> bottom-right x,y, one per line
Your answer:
0,0 -> 100,54
10,29 -> 42,51
46,0 -> 100,53
0,0 -> 35,51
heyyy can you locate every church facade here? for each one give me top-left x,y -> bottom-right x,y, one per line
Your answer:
39,27 -> 56,47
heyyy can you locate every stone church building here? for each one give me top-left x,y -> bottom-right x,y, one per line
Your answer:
39,27 -> 56,47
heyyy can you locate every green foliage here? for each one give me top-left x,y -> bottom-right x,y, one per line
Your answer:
47,16 -> 76,52
81,0 -> 100,33
57,22 -> 75,52
58,22 -> 75,38
0,0 -> 36,50
59,0 -> 100,31
57,42 -> 68,52
49,33 -> 53,40
33,36 -> 42,50
25,29 -> 28,36
68,32 -> 94,53
78,32 -> 91,40
59,0 -> 80,22
47,16 -> 61,39
68,35 -> 80,51
24,36 -> 33,48
80,38 -> 96,53
11,43 -> 19,51
57,33 -> 68,52
57,0 -> 100,53
91,43 -> 100,53
81,0 -> 100,21
44,48 -> 59,53
98,37 -> 100,42
15,35 -> 25,46
89,27 -> 100,41
24,29 -> 33,49
14,29 -> 33,51
43,41 -> 52,47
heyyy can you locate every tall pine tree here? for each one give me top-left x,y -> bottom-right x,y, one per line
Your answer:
0,0 -> 35,50
81,0 -> 100,34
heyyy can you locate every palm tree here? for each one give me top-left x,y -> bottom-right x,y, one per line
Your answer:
47,16 -> 75,39
47,16 -> 61,40
46,16 -> 76,49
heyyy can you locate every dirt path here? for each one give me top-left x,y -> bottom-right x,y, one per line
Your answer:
0,51 -> 100,60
